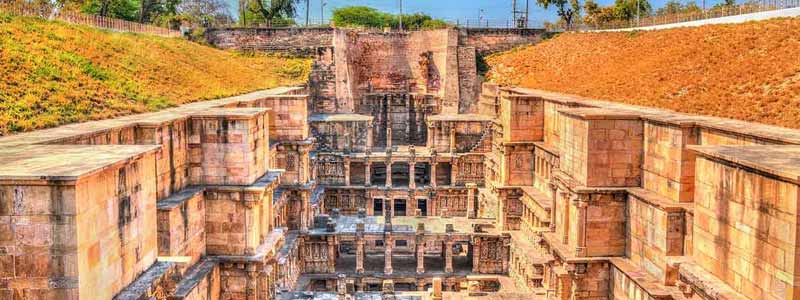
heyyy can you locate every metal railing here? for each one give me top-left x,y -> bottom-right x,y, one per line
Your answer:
0,1 -> 181,37
569,0 -> 800,30
450,18 -> 546,29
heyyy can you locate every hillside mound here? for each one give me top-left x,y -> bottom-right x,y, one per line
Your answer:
0,14 -> 310,135
487,18 -> 800,129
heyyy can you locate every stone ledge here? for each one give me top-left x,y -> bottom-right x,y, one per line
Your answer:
189,107 -> 271,120
113,261 -> 180,300
509,87 -> 800,145
558,107 -> 641,120
688,145 -> 800,184
679,261 -> 750,300
156,186 -> 205,210
0,144 -> 159,182
609,258 -> 674,299
626,188 -> 693,214
170,258 -> 218,299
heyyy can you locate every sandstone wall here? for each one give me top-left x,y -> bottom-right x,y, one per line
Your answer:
459,28 -> 546,55
75,153 -> 159,299
692,153 -> 799,300
205,28 -> 334,53
188,109 -> 269,186
156,188 -> 206,268
642,121 -> 697,203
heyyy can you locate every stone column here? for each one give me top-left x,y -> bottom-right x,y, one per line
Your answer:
365,160 -> 372,186
432,278 -> 443,300
444,239 -> 454,273
356,223 -> 365,274
386,159 -> 393,188
471,238 -> 481,273
384,232 -> 394,275
327,236 -> 337,273
573,194 -> 588,257
501,239 -> 510,273
430,158 -> 438,188
409,161 -> 416,189
245,264 -> 258,300
449,125 -> 456,153
344,156 -> 351,186
386,127 -> 393,149
416,223 -> 426,274
367,124 -> 374,153
548,183 -> 558,232
428,122 -> 436,149
466,183 -> 477,218
451,159 -> 459,187
560,191 -> 570,244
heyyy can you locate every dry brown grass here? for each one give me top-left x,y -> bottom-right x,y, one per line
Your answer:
0,14 -> 311,135
487,18 -> 800,129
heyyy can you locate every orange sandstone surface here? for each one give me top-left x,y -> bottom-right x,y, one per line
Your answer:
486,18 -> 800,129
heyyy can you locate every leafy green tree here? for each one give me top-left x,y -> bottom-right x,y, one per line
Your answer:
535,0 -> 582,29
331,6 -> 449,29
614,0 -> 652,20
331,6 -> 387,28
246,0 -> 300,27
80,0 -> 140,20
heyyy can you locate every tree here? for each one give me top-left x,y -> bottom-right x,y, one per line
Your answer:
584,0 -> 623,26
173,0 -> 232,26
331,6 -> 450,30
536,0 -> 582,30
247,0 -> 300,27
656,0 -> 701,15
614,0 -> 652,20
138,0 -> 179,23
80,0 -> 140,20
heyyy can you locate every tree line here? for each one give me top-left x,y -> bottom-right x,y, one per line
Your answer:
538,0 -> 741,29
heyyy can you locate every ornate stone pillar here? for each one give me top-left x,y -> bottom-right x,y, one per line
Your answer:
365,160 -> 372,186
560,191 -> 571,244
327,236 -> 337,273
356,223 -> 365,274
246,264 -> 258,300
384,232 -> 394,275
367,123 -> 374,153
444,239 -> 454,273
386,159 -> 393,188
416,223 -> 425,274
501,239 -> 510,273
344,156 -> 351,186
450,158 -> 459,186
471,238 -> 481,273
428,122 -> 436,149
386,127 -> 393,149
298,237 -> 306,273
573,194 -> 588,257
430,157 -> 438,188
548,182 -> 558,233
409,160 -> 416,189
449,125 -> 456,153
466,183 -> 477,218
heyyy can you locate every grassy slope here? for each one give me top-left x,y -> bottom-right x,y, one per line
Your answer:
487,18 -> 800,129
0,14 -> 311,135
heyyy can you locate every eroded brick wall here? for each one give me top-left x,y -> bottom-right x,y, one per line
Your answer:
205,28 -> 333,53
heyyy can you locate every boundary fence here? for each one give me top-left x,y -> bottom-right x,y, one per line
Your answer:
569,0 -> 800,30
0,1 -> 181,37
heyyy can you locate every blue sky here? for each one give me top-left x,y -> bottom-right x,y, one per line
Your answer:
226,0 -> 737,24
